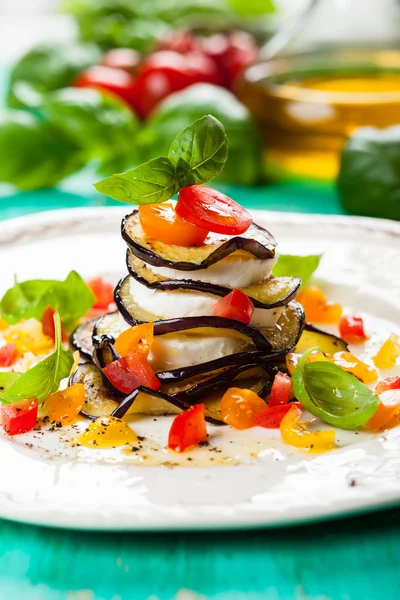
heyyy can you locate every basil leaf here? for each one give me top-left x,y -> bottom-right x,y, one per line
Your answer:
273,254 -> 322,289
94,157 -> 179,205
44,87 -> 139,174
168,114 -> 228,185
337,126 -> 400,220
7,41 -> 101,109
0,271 -> 94,326
228,0 -> 275,16
293,360 -> 379,430
0,112 -> 86,191
1,313 -> 74,404
0,372 -> 22,394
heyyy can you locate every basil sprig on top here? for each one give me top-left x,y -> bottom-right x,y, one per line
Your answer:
94,114 -> 228,205
0,313 -> 74,405
292,348 -> 379,430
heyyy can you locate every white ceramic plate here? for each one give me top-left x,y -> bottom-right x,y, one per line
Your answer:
0,207 -> 399,531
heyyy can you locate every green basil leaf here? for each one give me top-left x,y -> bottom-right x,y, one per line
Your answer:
0,372 -> 22,394
228,0 -> 275,16
94,156 -> 179,205
0,112 -> 86,191
293,360 -> 379,430
337,126 -> 400,220
0,271 -> 94,326
1,313 -> 74,404
44,87 -> 139,173
273,254 -> 322,289
168,114 -> 228,185
7,41 -> 101,109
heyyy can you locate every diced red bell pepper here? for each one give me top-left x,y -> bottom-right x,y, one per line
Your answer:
168,404 -> 208,452
103,351 -> 160,395
87,277 -> 115,310
254,402 -> 302,429
268,372 -> 293,406
0,343 -> 20,367
339,314 -> 368,344
42,306 -> 68,343
0,399 -> 38,436
212,289 -> 254,324
376,376 -> 400,394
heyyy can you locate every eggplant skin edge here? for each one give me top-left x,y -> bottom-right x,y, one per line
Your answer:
126,249 -> 301,310
121,211 -> 276,271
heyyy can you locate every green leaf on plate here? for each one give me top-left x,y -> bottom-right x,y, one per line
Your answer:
1,313 -> 74,404
273,254 -> 322,288
0,271 -> 94,326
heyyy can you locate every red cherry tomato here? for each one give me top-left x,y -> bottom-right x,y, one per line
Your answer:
42,306 -> 68,343
168,404 -> 208,452
0,343 -> 20,367
87,277 -> 115,310
100,48 -> 141,75
201,31 -> 258,89
74,66 -> 141,115
339,314 -> 368,344
376,376 -> 400,394
176,186 -> 252,235
267,372 -> 293,406
0,399 -> 38,436
139,202 -> 208,247
156,30 -> 200,55
212,289 -> 254,324
254,402 -> 303,429
103,351 -> 160,395
133,51 -> 220,118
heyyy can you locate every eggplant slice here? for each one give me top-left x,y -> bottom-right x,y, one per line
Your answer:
296,324 -> 348,354
127,251 -> 300,309
70,318 -> 98,361
115,275 -> 304,354
122,210 -> 276,271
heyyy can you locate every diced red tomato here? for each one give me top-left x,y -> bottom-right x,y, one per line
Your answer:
176,186 -> 252,235
74,66 -> 141,115
0,343 -> 20,367
103,351 -> 160,395
254,402 -> 303,429
220,388 -> 267,429
0,399 -> 38,436
212,289 -> 254,324
339,314 -> 368,344
139,202 -> 208,247
267,372 -> 293,406
42,306 -> 68,343
168,404 -> 207,452
87,277 -> 115,310
133,51 -> 220,118
100,48 -> 141,75
376,376 -> 400,394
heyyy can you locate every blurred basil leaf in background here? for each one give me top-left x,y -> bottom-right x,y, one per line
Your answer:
228,0 -> 275,17
44,87 -> 140,175
7,42 -> 101,109
337,126 -> 400,221
136,83 -> 263,185
0,112 -> 86,190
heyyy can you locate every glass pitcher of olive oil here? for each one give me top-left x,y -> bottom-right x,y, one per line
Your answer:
237,0 -> 400,181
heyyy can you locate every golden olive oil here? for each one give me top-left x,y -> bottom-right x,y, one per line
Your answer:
237,51 -> 400,180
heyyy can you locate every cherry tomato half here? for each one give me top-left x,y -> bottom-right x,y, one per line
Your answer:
139,202 -> 208,247
212,289 -> 254,324
74,66 -> 141,115
176,186 -> 252,235
220,388 -> 267,429
100,48 -> 141,75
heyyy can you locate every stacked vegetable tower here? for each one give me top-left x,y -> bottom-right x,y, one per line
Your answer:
72,116 -> 306,422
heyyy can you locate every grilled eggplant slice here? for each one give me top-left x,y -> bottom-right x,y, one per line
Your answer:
70,363 -> 120,418
93,311 -> 124,343
296,324 -> 348,354
70,318 -> 98,361
127,251 -> 300,309
122,210 -> 276,271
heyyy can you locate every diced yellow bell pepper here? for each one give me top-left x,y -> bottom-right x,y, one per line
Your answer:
373,335 -> 400,370
332,351 -> 378,384
46,384 -> 86,424
77,417 -> 137,448
280,405 -> 336,452
4,319 -> 54,356
297,287 -> 342,324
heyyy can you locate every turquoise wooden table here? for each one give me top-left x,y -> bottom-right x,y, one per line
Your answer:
0,179 -> 400,600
